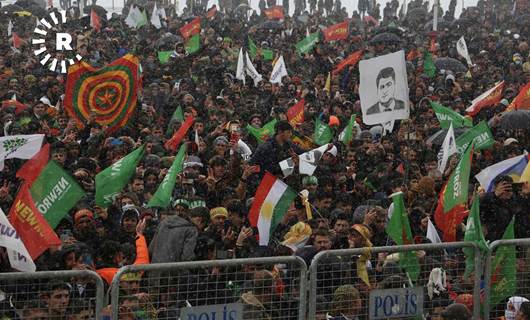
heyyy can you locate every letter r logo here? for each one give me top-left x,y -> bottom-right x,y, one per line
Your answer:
56,33 -> 73,50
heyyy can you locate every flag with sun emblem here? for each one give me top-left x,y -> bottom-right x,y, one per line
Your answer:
249,173 -> 297,246
64,54 -> 141,133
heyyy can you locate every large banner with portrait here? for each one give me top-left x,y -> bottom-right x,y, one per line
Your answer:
359,50 -> 410,126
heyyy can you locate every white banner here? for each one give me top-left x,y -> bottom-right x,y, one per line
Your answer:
456,36 -> 473,66
359,50 -> 410,125
244,52 -> 262,86
279,144 -> 336,177
0,134 -> 44,171
0,208 -> 36,272
270,55 -> 288,84
236,48 -> 246,85
437,123 -> 457,174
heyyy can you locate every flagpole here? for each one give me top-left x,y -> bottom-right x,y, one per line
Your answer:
433,0 -> 439,31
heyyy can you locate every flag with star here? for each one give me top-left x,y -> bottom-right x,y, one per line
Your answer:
64,54 -> 141,133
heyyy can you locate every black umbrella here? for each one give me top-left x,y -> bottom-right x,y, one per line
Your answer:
427,127 -> 469,145
375,26 -> 404,36
258,20 -> 283,30
424,20 -> 451,31
369,32 -> 401,45
22,4 -> 47,17
406,7 -> 428,21
435,57 -> 467,73
1,4 -> 24,14
235,3 -> 251,12
495,110 -> 530,130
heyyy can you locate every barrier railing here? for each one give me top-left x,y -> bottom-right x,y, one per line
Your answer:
308,242 -> 483,320
0,269 -> 104,319
483,238 -> 530,320
4,240 -> 530,319
109,256 -> 308,320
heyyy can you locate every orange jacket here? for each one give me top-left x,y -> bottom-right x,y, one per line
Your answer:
97,234 -> 150,285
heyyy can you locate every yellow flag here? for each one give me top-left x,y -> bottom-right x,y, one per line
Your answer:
520,161 -> 530,183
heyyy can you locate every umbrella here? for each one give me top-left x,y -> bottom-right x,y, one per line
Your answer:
424,20 -> 451,31
1,4 -> 24,14
406,7 -> 428,21
235,3 -> 251,12
21,4 -> 46,17
375,26 -> 404,36
427,127 -> 469,145
494,110 -> 530,130
369,32 -> 401,45
258,20 -> 283,30
435,57 -> 467,73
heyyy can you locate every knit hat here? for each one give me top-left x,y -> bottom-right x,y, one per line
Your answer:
302,175 -> 318,186
210,207 -> 228,219
74,209 -> 94,225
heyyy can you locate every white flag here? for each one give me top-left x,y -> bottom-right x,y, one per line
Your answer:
0,208 -> 36,272
279,144 -> 335,177
0,134 -> 44,170
236,48 -> 246,85
150,3 -> 162,29
125,6 -> 138,28
426,218 -> 442,244
270,55 -> 288,84
437,122 -> 457,174
7,19 -> 13,37
456,36 -> 472,66
158,6 -> 167,20
245,52 -> 262,87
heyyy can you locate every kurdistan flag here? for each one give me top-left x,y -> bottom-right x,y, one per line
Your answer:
249,173 -> 297,246
30,161 -> 86,228
147,144 -> 186,208
95,146 -> 144,207
386,191 -> 420,282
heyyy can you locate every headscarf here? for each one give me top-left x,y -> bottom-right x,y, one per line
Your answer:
505,296 -> 529,320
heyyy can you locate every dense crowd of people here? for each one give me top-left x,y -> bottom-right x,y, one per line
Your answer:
0,0 -> 529,318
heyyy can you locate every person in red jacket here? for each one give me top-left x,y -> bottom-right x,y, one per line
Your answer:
96,219 -> 149,286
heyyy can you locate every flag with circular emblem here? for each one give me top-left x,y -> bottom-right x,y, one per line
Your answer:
64,54 -> 141,133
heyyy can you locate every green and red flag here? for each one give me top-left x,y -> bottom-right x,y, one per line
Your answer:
322,21 -> 349,42
463,195 -> 488,278
165,116 -> 194,151
286,100 -> 304,127
16,143 -> 50,185
185,34 -> 200,54
489,218 -> 516,308
30,161 -> 86,228
434,143 -> 474,242
386,191 -> 420,282
64,54 -> 141,134
430,101 -> 473,129
313,118 -> 333,146
95,145 -> 144,207
249,172 -> 297,246
246,119 -> 277,143
8,183 -> 61,259
180,17 -> 201,40
147,144 -> 186,208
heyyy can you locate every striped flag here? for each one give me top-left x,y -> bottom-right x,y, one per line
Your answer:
466,81 -> 504,116
249,173 -> 297,246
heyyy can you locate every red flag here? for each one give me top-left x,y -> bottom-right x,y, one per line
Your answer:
165,116 -> 194,151
287,99 -> 304,127
90,9 -> 101,32
322,21 -> 349,42
180,17 -> 201,40
407,48 -> 421,61
264,6 -> 284,20
12,32 -> 22,49
8,183 -> 61,259
332,50 -> 363,75
16,144 -> 50,185
206,5 -> 217,19
506,81 -> 530,111
1,99 -> 28,114
465,81 -> 505,116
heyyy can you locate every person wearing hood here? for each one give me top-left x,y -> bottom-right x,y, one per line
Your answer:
504,297 -> 530,320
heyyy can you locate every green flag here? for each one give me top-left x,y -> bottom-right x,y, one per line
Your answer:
430,101 -> 473,129
30,161 -> 86,228
442,143 -> 473,213
185,34 -> 200,54
456,121 -> 494,154
489,218 -> 516,308
338,114 -> 356,145
95,146 -> 144,207
147,144 -> 186,208
263,49 -> 274,61
424,51 -> 436,78
313,118 -> 333,146
158,51 -> 172,64
246,119 -> 277,143
138,9 -> 148,27
171,105 -> 184,123
248,36 -> 258,59
295,32 -> 320,56
463,196 -> 488,277
386,192 -> 421,282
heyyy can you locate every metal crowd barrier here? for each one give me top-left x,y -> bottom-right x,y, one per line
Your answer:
0,269 -> 104,319
3,240 -> 530,319
109,256 -> 308,320
308,242 -> 483,320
